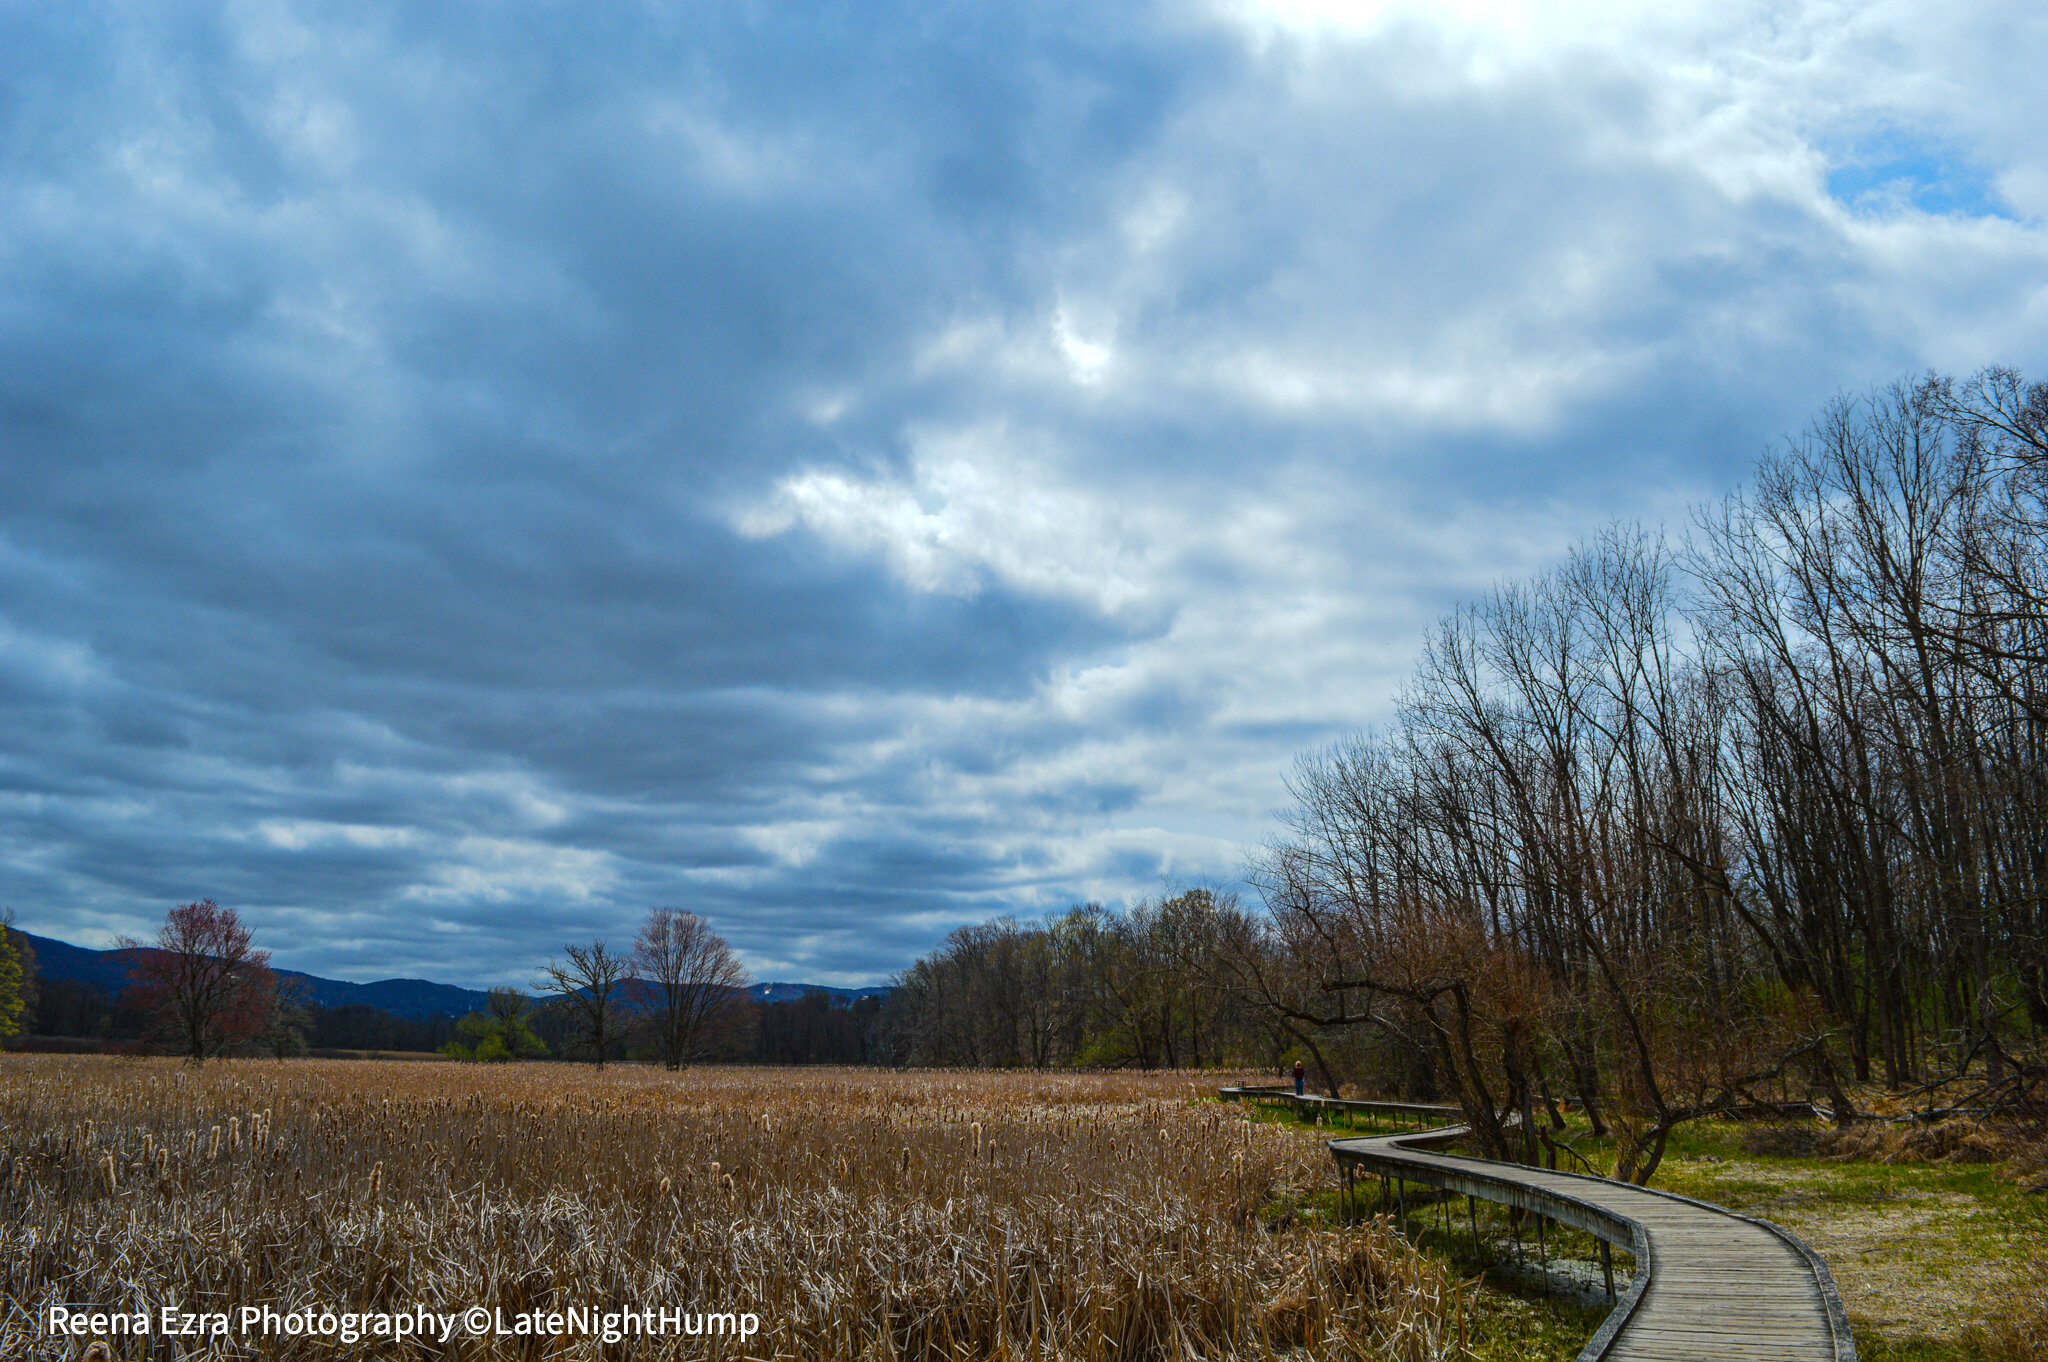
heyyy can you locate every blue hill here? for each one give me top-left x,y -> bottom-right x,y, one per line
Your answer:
15,931 -> 887,1019
747,981 -> 892,1006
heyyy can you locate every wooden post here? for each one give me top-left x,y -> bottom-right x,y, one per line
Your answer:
1469,1195 -> 1481,1258
1601,1240 -> 1614,1299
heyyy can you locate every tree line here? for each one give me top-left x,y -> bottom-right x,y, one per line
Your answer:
875,894 -> 1282,1069
882,370 -> 2048,1182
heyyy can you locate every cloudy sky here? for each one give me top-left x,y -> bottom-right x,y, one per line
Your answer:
2,0 -> 2044,987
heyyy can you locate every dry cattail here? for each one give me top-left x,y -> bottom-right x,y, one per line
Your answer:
207,1126 -> 222,1159
101,1151 -> 118,1193
0,1062 -> 1457,1362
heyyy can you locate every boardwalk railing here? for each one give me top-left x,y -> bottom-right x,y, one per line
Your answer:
1220,1085 -> 1857,1362
1218,1084 -> 1462,1127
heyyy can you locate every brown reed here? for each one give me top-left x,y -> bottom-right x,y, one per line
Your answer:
0,1057 -> 1455,1360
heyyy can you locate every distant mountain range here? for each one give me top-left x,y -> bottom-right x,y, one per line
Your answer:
747,980 -> 890,1006
14,930 -> 889,1020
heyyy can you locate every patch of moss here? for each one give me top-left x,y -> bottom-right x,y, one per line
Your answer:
1460,1281 -> 1606,1362
1852,1323 -> 1993,1362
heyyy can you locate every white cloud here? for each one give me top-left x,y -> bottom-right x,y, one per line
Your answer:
734,426 -> 1167,612
255,820 -> 416,851
400,838 -> 619,907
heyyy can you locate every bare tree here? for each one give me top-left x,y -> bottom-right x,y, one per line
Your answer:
632,908 -> 749,1070
488,985 -> 529,1027
538,940 -> 630,1069
119,900 -> 275,1063
870,370 -> 2048,1142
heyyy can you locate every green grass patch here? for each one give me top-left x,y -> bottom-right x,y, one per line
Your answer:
1221,1093 -> 1449,1140
1850,1323 -> 2002,1362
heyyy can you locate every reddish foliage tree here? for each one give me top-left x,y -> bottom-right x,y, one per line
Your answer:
119,900 -> 275,1063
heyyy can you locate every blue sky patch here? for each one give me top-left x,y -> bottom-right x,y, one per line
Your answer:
1825,131 -> 2007,219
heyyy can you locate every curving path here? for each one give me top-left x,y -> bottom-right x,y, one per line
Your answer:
1221,1086 -> 1856,1362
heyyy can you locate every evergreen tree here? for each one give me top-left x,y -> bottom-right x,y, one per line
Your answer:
0,926 -> 23,1041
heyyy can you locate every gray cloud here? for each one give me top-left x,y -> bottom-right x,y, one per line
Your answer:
1,0 -> 2044,986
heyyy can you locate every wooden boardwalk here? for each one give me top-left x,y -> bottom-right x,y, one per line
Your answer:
1221,1086 -> 1856,1362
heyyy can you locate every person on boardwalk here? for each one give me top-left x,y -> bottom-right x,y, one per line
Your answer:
1293,1059 -> 1305,1096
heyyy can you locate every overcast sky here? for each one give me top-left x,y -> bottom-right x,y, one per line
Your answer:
2,0 -> 2044,987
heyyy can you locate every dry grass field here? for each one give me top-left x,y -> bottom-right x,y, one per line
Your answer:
0,1058 -> 1461,1360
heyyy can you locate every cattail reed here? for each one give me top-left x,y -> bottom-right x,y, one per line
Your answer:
0,1057 -> 1454,1361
